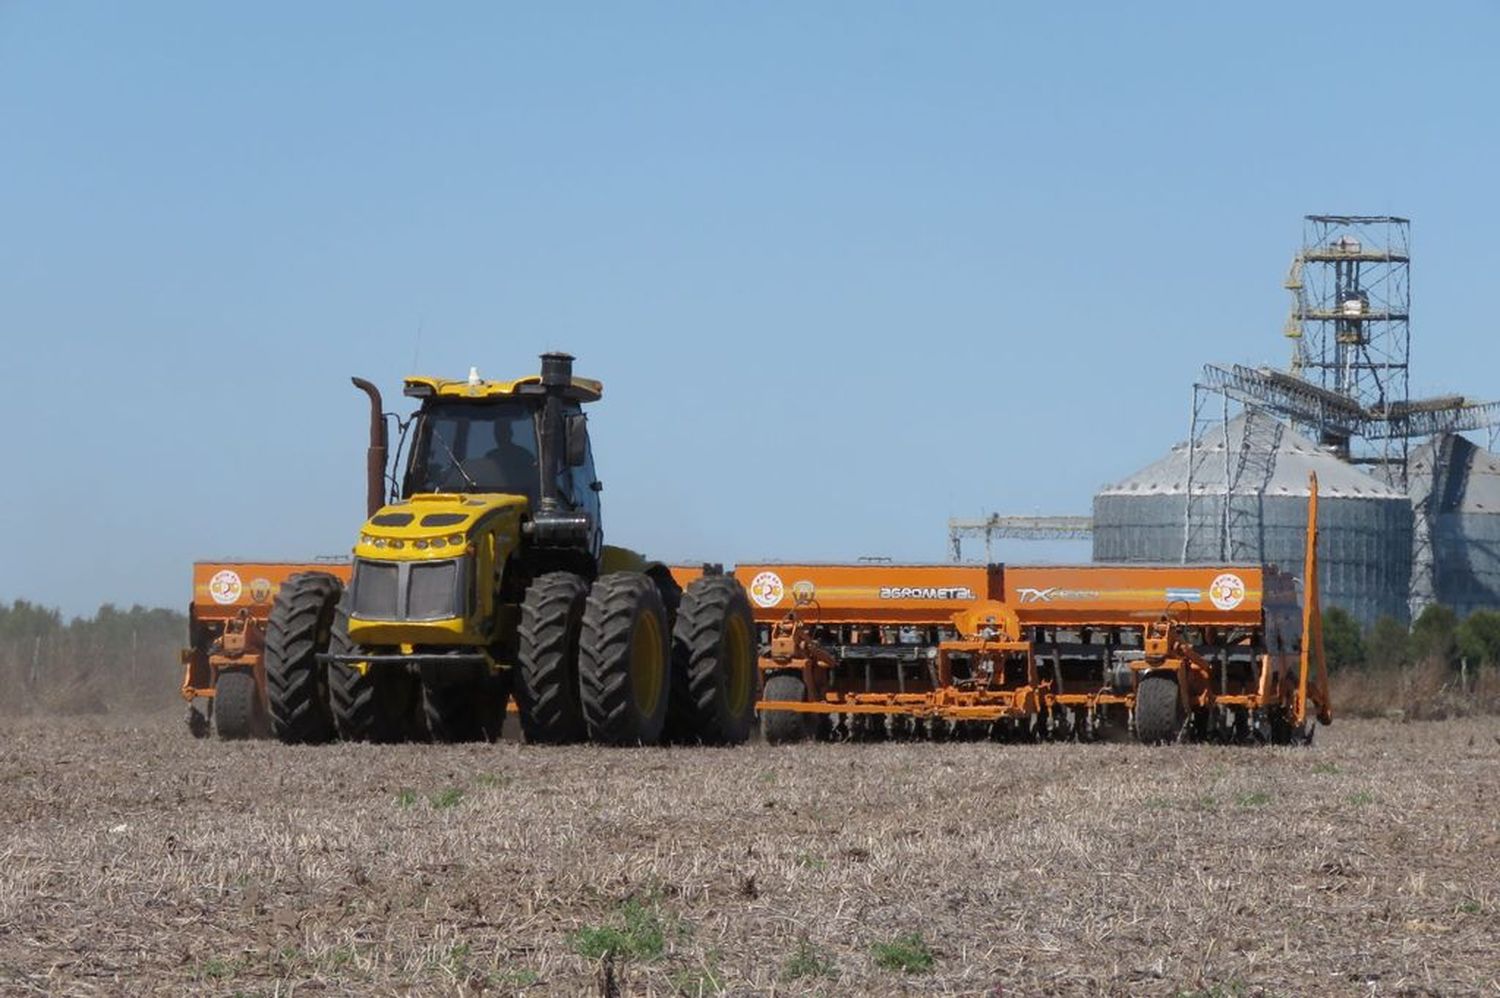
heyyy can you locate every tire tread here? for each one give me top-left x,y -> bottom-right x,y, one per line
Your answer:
515,572 -> 590,743
263,572 -> 342,744
667,576 -> 756,745
579,573 -> 668,745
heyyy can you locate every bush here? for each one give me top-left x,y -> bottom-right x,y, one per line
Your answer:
1322,607 -> 1365,671
1457,609 -> 1500,668
1410,604 -> 1458,667
1365,615 -> 1410,671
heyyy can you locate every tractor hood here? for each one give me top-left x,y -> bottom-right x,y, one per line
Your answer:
354,493 -> 528,560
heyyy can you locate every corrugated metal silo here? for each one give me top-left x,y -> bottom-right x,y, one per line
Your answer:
1408,435 -> 1500,617
1093,413 -> 1412,626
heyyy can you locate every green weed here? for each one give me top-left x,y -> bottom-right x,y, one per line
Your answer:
571,898 -> 669,961
870,932 -> 934,973
197,956 -> 244,980
491,967 -> 540,987
430,787 -> 465,809
782,935 -> 837,980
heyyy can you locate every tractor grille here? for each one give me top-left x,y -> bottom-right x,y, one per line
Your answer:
352,562 -> 400,618
407,561 -> 462,620
352,558 -> 464,621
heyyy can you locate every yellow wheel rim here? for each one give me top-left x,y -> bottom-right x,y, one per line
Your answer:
724,615 -> 753,716
630,612 -> 664,715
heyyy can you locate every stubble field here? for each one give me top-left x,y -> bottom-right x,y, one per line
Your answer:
1,715 -> 1497,997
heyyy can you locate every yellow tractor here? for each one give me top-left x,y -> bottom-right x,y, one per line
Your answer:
262,352 -> 756,746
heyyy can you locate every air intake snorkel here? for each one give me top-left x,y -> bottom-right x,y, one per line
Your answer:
536,352 -> 570,515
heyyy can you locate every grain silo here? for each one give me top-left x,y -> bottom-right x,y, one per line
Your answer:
1093,411 -> 1412,626
1406,434 -> 1500,617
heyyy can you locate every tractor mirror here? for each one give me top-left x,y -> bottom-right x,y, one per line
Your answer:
564,413 -> 589,467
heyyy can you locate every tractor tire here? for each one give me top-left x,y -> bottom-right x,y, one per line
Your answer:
649,566 -> 683,629
475,674 -> 510,741
327,591 -> 413,743
423,672 -> 508,744
579,573 -> 671,745
422,678 -> 481,743
760,673 -> 819,745
515,572 -> 590,744
214,669 -> 260,740
1135,673 -> 1183,744
187,700 -> 212,739
264,572 -> 342,745
666,576 -> 758,745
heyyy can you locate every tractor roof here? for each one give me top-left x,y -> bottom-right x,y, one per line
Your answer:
403,373 -> 603,404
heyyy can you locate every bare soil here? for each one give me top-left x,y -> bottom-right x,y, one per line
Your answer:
1,715 -> 1497,996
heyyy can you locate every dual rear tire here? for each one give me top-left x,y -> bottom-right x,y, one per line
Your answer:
515,572 -> 591,743
516,571 -> 756,746
579,573 -> 672,745
666,576 -> 757,745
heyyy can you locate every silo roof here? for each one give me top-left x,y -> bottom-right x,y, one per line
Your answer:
1098,414 -> 1407,499
1406,434 -> 1500,513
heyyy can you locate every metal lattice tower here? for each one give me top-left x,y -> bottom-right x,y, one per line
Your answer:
1283,215 -> 1411,472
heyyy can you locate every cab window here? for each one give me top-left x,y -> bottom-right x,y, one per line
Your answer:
405,401 -> 540,497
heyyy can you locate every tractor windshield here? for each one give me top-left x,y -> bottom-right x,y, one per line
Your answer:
404,400 -> 541,498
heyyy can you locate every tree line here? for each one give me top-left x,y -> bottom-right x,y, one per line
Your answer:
1322,603 -> 1500,674
0,599 -> 187,714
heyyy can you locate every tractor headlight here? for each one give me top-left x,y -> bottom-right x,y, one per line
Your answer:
372,537 -> 388,548
449,533 -> 464,545
414,539 -> 429,550
430,537 -> 447,549
390,539 -> 405,550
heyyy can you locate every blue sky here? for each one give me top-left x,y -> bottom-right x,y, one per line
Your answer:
3,2 -> 1498,616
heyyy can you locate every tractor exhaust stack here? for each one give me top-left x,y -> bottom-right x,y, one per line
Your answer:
351,377 -> 387,517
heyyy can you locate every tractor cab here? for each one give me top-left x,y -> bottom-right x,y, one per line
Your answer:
397,361 -> 604,559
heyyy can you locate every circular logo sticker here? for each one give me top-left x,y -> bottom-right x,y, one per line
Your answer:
791,579 -> 816,605
208,570 -> 243,605
749,571 -> 785,609
1209,573 -> 1246,611
249,578 -> 273,604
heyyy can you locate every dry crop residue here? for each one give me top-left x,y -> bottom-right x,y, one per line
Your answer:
0,716 -> 1497,995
